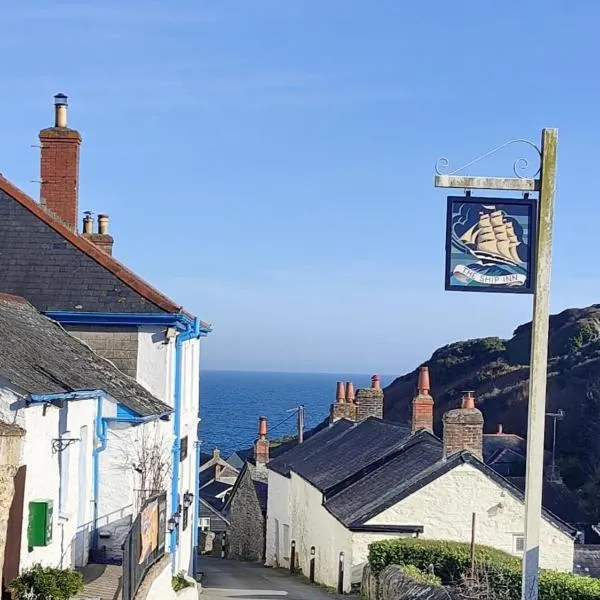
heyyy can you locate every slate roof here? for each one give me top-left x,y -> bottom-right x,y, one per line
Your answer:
202,480 -> 231,499
0,176 -> 208,325
324,433 -> 442,526
483,432 -> 527,462
269,417 -> 412,492
0,294 -> 170,417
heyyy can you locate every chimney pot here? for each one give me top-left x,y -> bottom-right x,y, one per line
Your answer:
371,374 -> 381,390
417,366 -> 430,394
336,381 -> 345,404
462,391 -> 476,410
54,93 -> 68,128
345,382 -> 355,404
258,416 -> 268,439
98,214 -> 109,235
83,211 -> 94,234
212,447 -> 220,460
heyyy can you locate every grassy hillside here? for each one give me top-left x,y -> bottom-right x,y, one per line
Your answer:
383,304 -> 600,517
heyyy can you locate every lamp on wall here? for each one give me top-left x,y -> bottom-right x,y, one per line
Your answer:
183,492 -> 194,508
167,511 -> 181,533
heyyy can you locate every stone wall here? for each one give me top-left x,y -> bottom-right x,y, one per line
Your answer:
361,564 -> 451,600
66,325 -> 139,378
356,389 -> 384,421
0,425 -> 23,593
227,469 -> 265,562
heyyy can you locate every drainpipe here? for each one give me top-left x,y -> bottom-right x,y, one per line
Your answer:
170,318 -> 201,572
93,395 -> 108,551
192,416 -> 202,574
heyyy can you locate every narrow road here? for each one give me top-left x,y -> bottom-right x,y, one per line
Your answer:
198,557 -> 345,599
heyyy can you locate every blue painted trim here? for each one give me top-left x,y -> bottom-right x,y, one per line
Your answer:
170,317 -> 201,573
93,395 -> 108,551
43,310 -> 211,335
29,389 -> 106,403
116,403 -> 141,419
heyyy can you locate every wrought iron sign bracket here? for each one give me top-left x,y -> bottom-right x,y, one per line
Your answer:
434,138 -> 542,192
51,437 -> 80,454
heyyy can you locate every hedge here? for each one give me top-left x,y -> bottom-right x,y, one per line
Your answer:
368,538 -> 600,600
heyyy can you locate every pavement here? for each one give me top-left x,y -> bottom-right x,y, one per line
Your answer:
198,557 -> 346,599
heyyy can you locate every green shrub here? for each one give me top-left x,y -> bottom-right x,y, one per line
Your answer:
172,571 -> 192,593
368,538 -> 600,600
398,564 -> 441,587
9,563 -> 83,600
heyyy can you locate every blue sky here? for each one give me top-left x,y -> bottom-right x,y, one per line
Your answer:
0,1 -> 597,374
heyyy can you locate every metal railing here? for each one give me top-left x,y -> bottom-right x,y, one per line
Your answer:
122,491 -> 167,600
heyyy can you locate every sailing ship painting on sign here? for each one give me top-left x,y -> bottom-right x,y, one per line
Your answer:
445,196 -> 537,294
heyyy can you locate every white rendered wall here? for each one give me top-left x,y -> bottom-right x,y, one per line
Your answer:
136,326 -> 173,405
289,472 -> 353,591
265,470 -> 291,567
0,383 -> 96,571
366,463 -> 574,572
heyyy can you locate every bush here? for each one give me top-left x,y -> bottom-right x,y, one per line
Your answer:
9,564 -> 83,600
368,538 -> 600,600
172,571 -> 192,592
398,564 -> 441,587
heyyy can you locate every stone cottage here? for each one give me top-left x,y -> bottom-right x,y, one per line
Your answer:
265,370 -> 578,592
0,94 -> 211,577
224,417 -> 270,562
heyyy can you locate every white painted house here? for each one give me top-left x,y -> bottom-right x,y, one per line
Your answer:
0,93 -> 211,578
266,373 -> 577,593
0,293 -> 174,590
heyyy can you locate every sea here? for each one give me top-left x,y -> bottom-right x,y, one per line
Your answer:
199,370 -> 395,455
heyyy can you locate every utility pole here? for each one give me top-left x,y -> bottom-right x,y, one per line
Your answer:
435,129 -> 558,600
297,405 -> 305,443
545,409 -> 565,483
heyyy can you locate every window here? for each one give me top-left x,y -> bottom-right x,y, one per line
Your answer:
180,436 -> 188,462
513,535 -> 524,553
183,506 -> 189,531
200,517 -> 210,531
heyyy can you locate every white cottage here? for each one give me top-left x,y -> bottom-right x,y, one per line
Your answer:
0,93 -> 211,578
266,374 -> 577,593
0,293 -> 172,591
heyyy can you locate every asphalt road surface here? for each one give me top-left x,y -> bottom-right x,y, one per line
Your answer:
198,557 -> 346,599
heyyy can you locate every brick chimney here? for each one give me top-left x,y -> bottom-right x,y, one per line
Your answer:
355,375 -> 384,420
254,416 -> 270,465
39,94 -> 81,230
443,391 -> 484,460
412,366 -> 434,433
330,381 -> 357,423
82,212 -> 115,255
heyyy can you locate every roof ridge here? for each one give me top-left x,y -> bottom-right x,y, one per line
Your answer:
0,174 -> 193,317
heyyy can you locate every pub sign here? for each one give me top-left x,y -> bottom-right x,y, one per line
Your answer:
445,196 -> 537,294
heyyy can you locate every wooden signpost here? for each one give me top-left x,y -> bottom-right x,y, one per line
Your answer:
435,129 -> 558,600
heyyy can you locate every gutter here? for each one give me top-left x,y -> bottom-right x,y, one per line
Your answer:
170,317 -> 203,573
43,310 -> 212,335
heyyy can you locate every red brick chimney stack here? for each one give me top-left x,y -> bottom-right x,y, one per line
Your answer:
442,391 -> 484,460
254,416 -> 270,464
412,366 -> 434,433
39,94 -> 81,230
